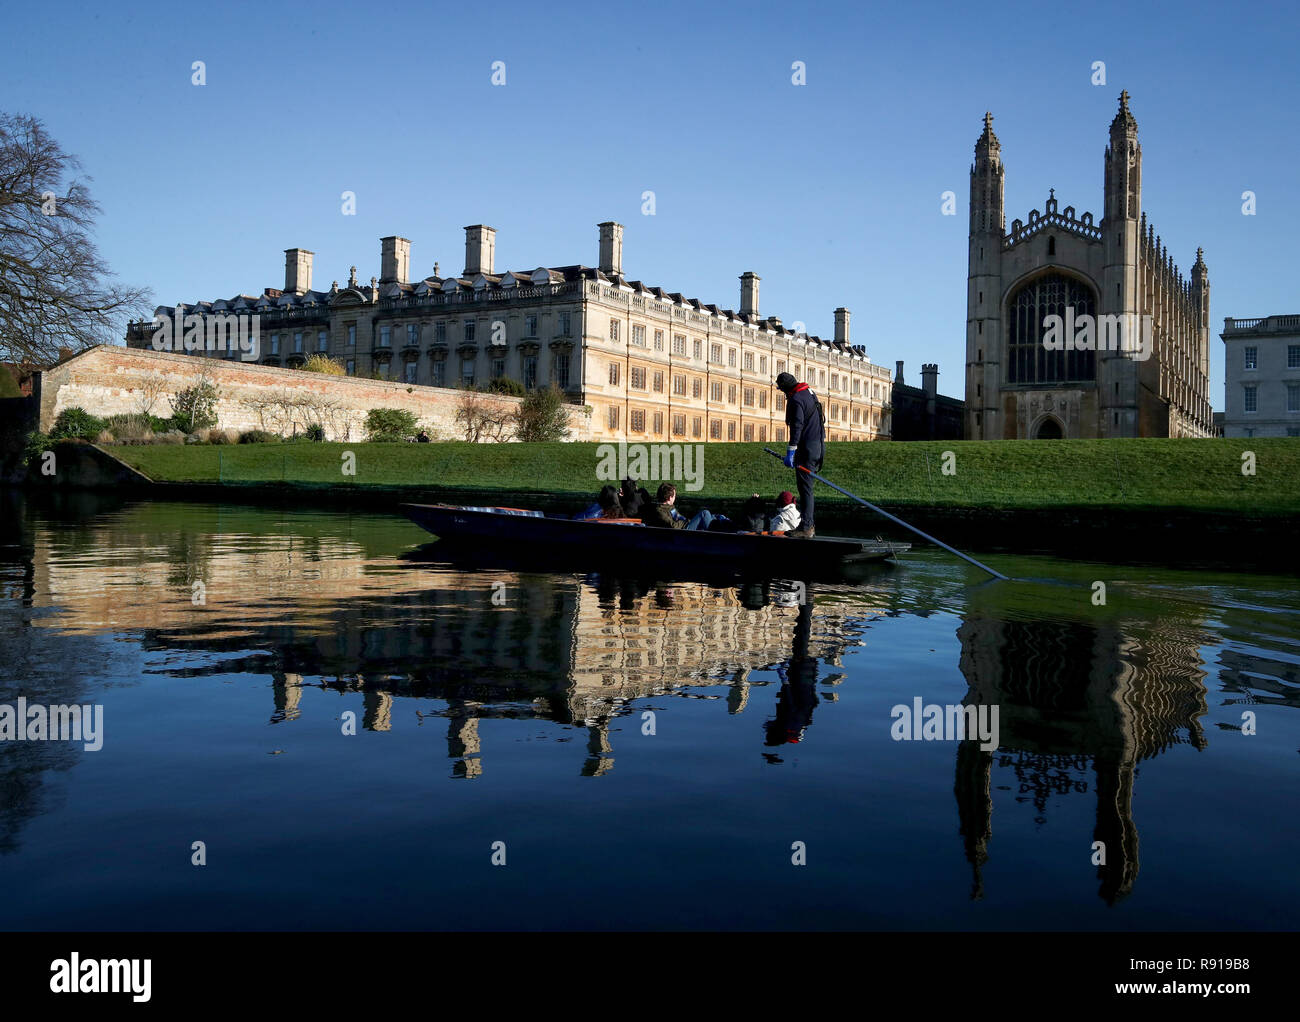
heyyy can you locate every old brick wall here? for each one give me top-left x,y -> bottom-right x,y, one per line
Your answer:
36,346 -> 593,441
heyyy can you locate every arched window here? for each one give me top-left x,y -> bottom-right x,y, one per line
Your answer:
1006,273 -> 1097,384
1047,235 -> 1056,256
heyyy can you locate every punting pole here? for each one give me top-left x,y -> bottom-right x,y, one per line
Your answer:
762,448 -> 1008,581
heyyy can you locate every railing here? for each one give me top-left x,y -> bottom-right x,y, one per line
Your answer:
1224,315 -> 1300,334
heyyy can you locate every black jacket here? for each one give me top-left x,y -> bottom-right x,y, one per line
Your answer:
785,384 -> 825,464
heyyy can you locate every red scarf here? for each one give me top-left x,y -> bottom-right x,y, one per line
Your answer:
792,382 -> 810,393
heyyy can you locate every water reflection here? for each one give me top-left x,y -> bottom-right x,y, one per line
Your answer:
954,610 -> 1210,904
2,492 -> 1297,919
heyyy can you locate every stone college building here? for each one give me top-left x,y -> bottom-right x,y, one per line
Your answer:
965,93 -> 1213,439
128,223 -> 893,443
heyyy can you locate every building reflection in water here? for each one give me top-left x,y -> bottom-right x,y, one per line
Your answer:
11,496 -> 1275,910
954,607 -> 1210,905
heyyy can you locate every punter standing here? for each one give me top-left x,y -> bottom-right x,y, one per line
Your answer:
775,372 -> 824,538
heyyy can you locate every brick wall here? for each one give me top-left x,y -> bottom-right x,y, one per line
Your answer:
36,346 -> 593,441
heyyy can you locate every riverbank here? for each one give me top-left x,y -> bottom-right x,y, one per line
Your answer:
13,438 -> 1297,571
102,437 -> 1300,512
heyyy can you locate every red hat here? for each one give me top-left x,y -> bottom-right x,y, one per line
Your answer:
777,491 -> 795,506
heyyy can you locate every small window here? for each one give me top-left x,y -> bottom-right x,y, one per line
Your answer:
609,319 -> 620,342
523,355 -> 537,390
318,331 -> 329,351
632,324 -> 646,347
1244,384 -> 1258,412
630,409 -> 645,433
673,334 -> 686,356
294,332 -> 303,352
609,362 -> 620,386
404,360 -> 417,384
378,326 -> 390,348
692,378 -> 702,399
347,324 -> 356,346
631,366 -> 646,390
653,371 -> 664,393
727,421 -> 736,441
346,359 -> 356,375
1244,346 -> 1258,370
524,315 -> 537,337
693,339 -> 703,360
653,330 -> 664,352
1287,383 -> 1300,413
464,319 -> 476,342
1289,345 -> 1300,369
608,405 -> 620,430
728,348 -> 737,368
407,324 -> 419,345
554,353 -> 570,388
435,322 -> 446,343
653,412 -> 664,435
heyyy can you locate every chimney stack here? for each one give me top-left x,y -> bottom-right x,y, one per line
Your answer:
895,360 -> 905,386
834,307 -> 850,345
380,236 -> 411,285
740,272 -> 760,317
464,225 -> 496,276
598,221 -> 624,276
284,248 -> 314,294
921,363 -> 939,399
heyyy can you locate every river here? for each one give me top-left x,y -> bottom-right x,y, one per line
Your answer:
0,492 -> 1296,930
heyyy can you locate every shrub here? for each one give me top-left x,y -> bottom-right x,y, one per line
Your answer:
365,407 -> 419,442
104,413 -> 156,441
304,422 -> 326,442
169,380 -> 219,432
23,431 -> 51,465
95,429 -> 115,444
300,353 -> 345,375
209,428 -> 236,445
239,429 -> 280,444
50,407 -> 106,440
155,430 -> 186,445
487,376 -> 526,397
0,365 -> 21,398
513,385 -> 571,442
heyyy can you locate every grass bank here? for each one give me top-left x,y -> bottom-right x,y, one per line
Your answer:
108,438 -> 1299,514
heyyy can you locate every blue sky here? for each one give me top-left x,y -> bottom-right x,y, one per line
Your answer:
3,0 -> 1296,409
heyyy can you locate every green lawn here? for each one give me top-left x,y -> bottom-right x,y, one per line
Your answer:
109,438 -> 1300,513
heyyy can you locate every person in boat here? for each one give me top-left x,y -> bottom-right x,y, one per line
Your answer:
597,485 -> 625,518
769,490 -> 801,534
575,484 -> 622,521
619,477 -> 651,516
641,482 -> 713,531
740,493 -> 767,532
775,371 -> 824,539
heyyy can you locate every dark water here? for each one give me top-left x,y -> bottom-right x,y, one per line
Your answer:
0,492 -> 1296,931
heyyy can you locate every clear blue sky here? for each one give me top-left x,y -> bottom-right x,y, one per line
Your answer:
3,0 -> 1296,410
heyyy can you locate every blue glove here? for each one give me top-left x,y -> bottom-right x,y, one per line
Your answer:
783,447 -> 796,468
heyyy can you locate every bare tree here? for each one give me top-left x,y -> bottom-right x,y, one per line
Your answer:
0,113 -> 149,365
134,371 -> 166,417
455,387 -> 514,443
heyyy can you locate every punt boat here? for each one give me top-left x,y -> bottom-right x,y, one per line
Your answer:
400,503 -> 909,576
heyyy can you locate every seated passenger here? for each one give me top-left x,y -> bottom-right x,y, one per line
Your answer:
769,491 -> 801,534
641,483 -> 713,531
740,493 -> 768,532
619,477 -> 652,516
597,485 -> 625,519
574,484 -> 621,521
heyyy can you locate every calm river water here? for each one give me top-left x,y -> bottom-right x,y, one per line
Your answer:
1,492 -> 1296,930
